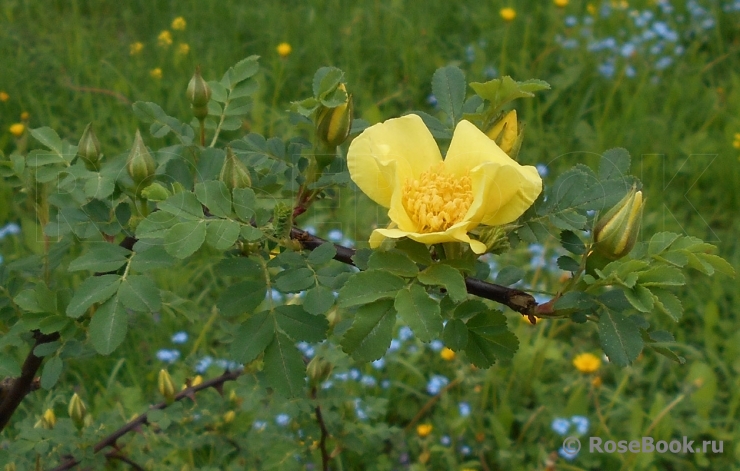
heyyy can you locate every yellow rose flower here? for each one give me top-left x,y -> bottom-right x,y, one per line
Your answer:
573,353 -> 601,374
9,123 -> 25,137
416,424 -> 433,437
500,7 -> 516,21
158,30 -> 173,47
276,42 -> 292,58
347,115 -> 542,254
129,41 -> 144,56
171,16 -> 187,31
440,347 -> 456,361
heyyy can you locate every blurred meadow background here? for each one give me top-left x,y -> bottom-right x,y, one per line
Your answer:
2,0 -> 740,469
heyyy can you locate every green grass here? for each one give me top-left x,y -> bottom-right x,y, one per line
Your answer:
2,0 -> 740,469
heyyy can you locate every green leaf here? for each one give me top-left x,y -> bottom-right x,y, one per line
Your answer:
215,256 -> 263,278
394,284 -> 442,342
66,274 -> 121,318
394,238 -> 434,265
695,253 -> 735,277
84,174 -> 115,199
205,220 -> 240,250
129,246 -> 176,271
637,266 -> 685,287
240,225 -> 263,241
232,188 -> 256,222
464,311 -> 519,368
217,280 -> 267,316
648,232 -> 681,256
29,127 -> 77,163
275,267 -> 315,292
13,289 -> 43,313
651,288 -> 683,321
598,310 -> 643,366
230,311 -> 275,363
164,220 -> 207,259
648,330 -> 675,342
307,242 -> 337,266
340,299 -> 396,362
312,67 -> 344,98
431,66 -> 466,125
132,101 -> 193,145
368,250 -> 419,277
0,356 -> 21,377
40,356 -> 63,389
135,211 -> 178,239
69,242 -> 131,273
553,292 -> 597,311
557,256 -> 580,272
442,318 -> 468,351
623,285 -> 654,312
494,266 -> 525,285
338,271 -> 405,308
195,181 -> 232,218
469,76 -> 550,111
417,264 -> 467,302
223,55 -> 260,88
560,230 -> 586,255
453,299 -> 488,320
118,275 -> 161,312
275,305 -> 328,342
410,111 -> 452,139
89,296 -> 128,355
598,148 -> 631,181
303,286 -> 335,315
33,341 -> 61,357
158,192 -> 203,220
263,332 -> 306,397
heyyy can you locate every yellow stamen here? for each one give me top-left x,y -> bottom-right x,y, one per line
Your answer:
402,164 -> 473,233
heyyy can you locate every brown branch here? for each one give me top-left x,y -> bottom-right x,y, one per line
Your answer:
0,331 -> 59,431
106,452 -> 145,471
311,387 -> 331,471
289,227 -> 538,316
49,369 -> 243,471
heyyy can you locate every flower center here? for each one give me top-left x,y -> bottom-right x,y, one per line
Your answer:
402,164 -> 474,233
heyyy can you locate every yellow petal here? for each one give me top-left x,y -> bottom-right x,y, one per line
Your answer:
372,224 -> 487,254
347,114 -> 442,208
444,120 -> 541,225
467,162 -> 541,226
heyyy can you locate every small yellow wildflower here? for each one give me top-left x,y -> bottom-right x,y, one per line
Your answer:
554,0 -> 568,6
276,42 -> 292,58
440,347 -> 456,361
587,3 -> 597,14
500,7 -> 516,21
20,111 -> 29,121
158,30 -> 173,47
150,68 -> 163,80
733,133 -> 740,149
0,91 -> 8,102
9,123 -> 24,137
416,424 -> 433,437
129,41 -> 144,55
591,376 -> 602,388
177,43 -> 190,55
573,353 -> 601,374
223,410 -> 236,423
171,16 -> 187,31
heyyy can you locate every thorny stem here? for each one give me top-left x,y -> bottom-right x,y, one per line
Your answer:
311,387 -> 331,471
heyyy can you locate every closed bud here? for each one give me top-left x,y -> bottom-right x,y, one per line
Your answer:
141,182 -> 171,202
593,186 -> 643,260
306,356 -> 333,386
187,67 -> 211,108
5,463 -> 17,471
223,410 -> 236,423
68,393 -> 87,427
192,375 -> 203,387
126,130 -> 157,187
78,123 -> 102,171
158,369 -> 176,403
316,83 -> 353,149
219,147 -> 252,190
40,408 -> 56,429
485,110 -> 524,158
